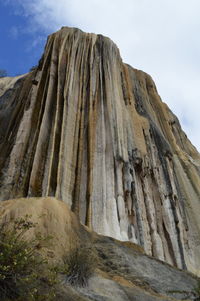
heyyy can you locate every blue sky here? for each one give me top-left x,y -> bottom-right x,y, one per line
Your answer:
0,0 -> 200,151
0,1 -> 46,75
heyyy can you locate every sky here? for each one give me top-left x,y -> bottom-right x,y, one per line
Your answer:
0,0 -> 199,151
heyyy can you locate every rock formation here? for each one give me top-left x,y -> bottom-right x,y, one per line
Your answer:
0,197 -> 198,301
0,27 -> 200,275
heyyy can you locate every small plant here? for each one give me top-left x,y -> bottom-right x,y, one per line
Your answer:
62,244 -> 96,287
0,215 -> 56,301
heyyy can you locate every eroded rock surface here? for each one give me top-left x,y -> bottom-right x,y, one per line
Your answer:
0,27 -> 200,275
0,197 -> 198,301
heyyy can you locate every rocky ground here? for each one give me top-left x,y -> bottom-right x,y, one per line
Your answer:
0,197 -> 198,301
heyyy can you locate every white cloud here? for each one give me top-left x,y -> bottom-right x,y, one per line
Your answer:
25,35 -> 46,52
13,0 -> 200,150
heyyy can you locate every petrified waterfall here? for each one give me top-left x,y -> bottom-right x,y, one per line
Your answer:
0,27 -> 200,275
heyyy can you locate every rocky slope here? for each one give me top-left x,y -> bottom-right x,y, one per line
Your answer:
0,27 -> 200,276
0,197 -> 198,301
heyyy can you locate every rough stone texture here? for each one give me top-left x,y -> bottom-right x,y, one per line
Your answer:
0,197 -> 84,260
0,197 -> 198,301
0,74 -> 25,97
0,27 -> 200,275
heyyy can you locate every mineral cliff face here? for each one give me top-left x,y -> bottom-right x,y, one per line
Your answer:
0,27 -> 200,275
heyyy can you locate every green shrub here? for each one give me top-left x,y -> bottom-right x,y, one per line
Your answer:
62,244 -> 96,287
0,215 -> 56,301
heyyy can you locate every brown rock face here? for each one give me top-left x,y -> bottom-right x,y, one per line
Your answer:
0,27 -> 200,274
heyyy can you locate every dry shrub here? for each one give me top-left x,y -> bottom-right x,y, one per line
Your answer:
62,244 -> 97,287
0,215 -> 57,301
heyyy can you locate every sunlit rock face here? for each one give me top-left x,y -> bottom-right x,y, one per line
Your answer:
0,27 -> 200,275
